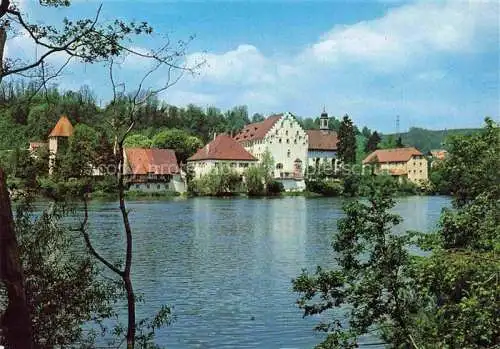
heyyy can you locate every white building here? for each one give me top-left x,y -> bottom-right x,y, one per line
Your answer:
187,134 -> 258,178
234,112 -> 308,190
306,110 -> 338,173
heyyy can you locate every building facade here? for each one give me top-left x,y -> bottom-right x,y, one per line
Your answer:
187,134 -> 258,178
362,147 -> 428,184
124,148 -> 186,193
306,110 -> 338,174
234,112 -> 308,182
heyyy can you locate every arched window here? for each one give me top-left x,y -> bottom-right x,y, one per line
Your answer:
276,163 -> 283,170
287,149 -> 291,158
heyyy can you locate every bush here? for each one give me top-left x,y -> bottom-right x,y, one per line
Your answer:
266,180 -> 284,195
92,176 -> 118,194
191,165 -> 242,196
306,179 -> 342,196
245,166 -> 265,196
341,172 -> 361,197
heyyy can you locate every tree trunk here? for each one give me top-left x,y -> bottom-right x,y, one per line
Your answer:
117,144 -> 136,349
0,168 -> 33,348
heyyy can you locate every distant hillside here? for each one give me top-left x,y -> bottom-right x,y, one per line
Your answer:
384,127 -> 481,153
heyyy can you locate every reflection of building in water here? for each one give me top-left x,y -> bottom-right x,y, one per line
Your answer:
268,197 -> 307,274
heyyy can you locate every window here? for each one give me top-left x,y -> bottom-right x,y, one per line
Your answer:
276,163 -> 283,170
146,184 -> 150,189
157,185 -> 161,190
287,149 -> 291,158
286,130 -> 288,136
279,139 -> 282,143
286,139 -> 289,144
135,184 -> 140,189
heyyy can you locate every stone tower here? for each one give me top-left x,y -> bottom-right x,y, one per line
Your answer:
48,115 -> 74,174
320,108 -> 329,131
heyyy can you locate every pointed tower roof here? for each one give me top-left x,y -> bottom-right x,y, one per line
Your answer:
49,116 -> 74,137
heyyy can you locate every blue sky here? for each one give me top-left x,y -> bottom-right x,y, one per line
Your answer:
7,0 -> 500,132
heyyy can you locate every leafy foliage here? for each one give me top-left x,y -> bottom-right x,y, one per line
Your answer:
336,115 -> 357,164
14,201 -> 119,349
365,131 -> 381,153
293,179 -> 420,348
151,128 -> 202,164
191,165 -> 242,196
294,119 -> 500,348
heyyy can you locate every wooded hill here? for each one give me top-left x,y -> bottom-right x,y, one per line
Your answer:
383,127 -> 481,153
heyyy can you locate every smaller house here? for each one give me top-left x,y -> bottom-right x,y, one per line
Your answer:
29,142 -> 48,153
363,147 -> 428,184
429,149 -> 448,168
187,134 -> 258,178
124,148 -> 185,193
306,110 -> 338,173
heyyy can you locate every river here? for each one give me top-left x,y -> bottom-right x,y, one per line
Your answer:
84,195 -> 450,349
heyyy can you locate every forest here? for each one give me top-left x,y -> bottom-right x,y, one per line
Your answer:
0,81 -> 478,158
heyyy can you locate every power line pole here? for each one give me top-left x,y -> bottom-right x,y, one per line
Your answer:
396,115 -> 400,137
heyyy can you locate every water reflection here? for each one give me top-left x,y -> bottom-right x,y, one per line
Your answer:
82,196 -> 449,349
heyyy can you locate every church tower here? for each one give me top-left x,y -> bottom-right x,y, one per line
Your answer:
48,115 -> 74,174
320,107 -> 329,131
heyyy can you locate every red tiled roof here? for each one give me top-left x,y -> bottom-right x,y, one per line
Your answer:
187,134 -> 257,161
125,148 -> 180,175
430,149 -> 448,160
363,147 -> 423,164
234,115 -> 282,142
29,142 -> 47,150
49,116 -> 74,137
306,130 -> 338,151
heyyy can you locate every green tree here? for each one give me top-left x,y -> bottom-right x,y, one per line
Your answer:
365,131 -> 381,153
243,150 -> 274,196
251,112 -> 264,123
380,135 -> 397,149
244,165 -> 265,196
59,124 -> 99,179
293,119 -> 500,349
293,178 -> 419,348
0,0 -> 194,347
396,135 -> 404,148
361,126 -> 371,139
407,118 -> 500,347
336,115 -> 357,164
124,134 -> 153,148
193,165 -> 241,195
440,118 -> 499,206
151,128 -> 203,164
15,202 -> 119,349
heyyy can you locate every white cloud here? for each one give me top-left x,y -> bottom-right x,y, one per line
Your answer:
185,44 -> 279,86
305,1 -> 498,69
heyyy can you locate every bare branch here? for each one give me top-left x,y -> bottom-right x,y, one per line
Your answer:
78,195 -> 124,277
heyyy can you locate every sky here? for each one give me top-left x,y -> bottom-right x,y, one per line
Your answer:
6,0 -> 500,132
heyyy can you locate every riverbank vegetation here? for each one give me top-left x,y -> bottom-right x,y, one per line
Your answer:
293,118 -> 499,348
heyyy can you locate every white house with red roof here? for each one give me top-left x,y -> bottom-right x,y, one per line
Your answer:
306,110 -> 338,172
363,147 -> 428,184
124,148 -> 186,193
234,112 -> 308,188
187,134 -> 258,178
